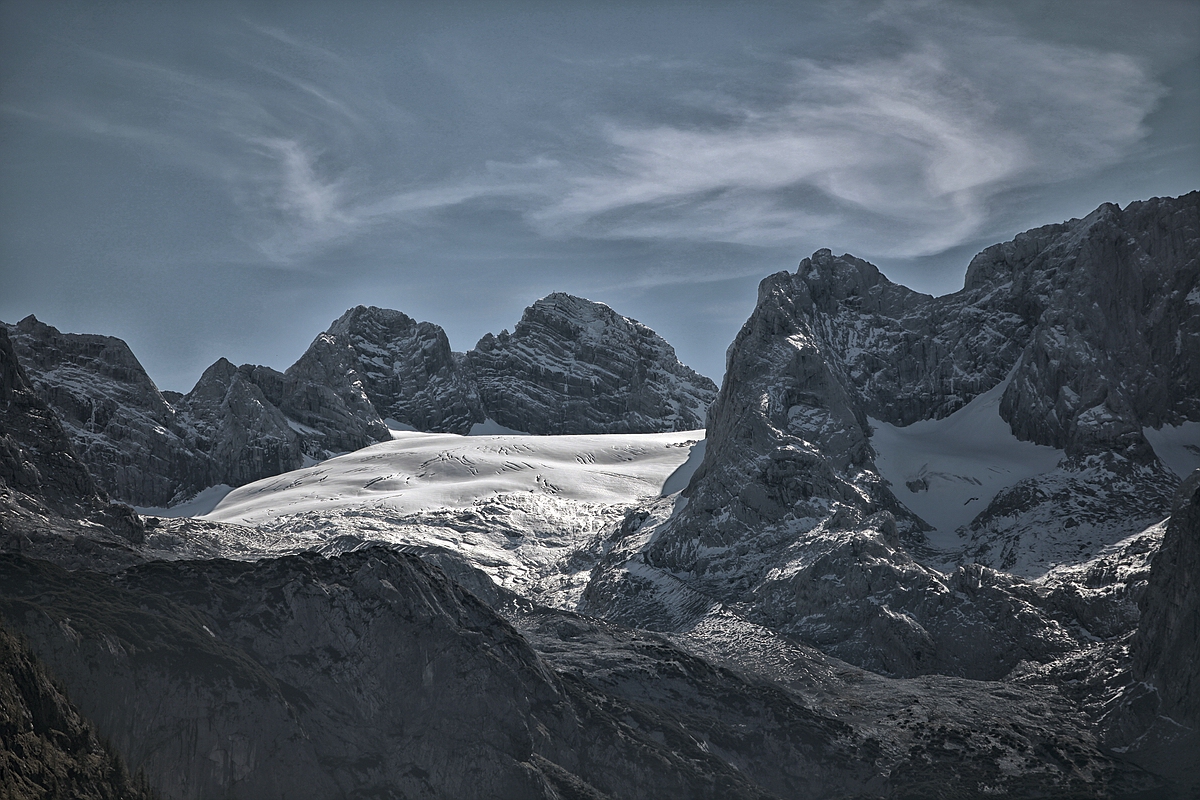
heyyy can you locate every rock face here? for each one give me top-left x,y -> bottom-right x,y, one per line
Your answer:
1,325 -> 101,517
0,545 -> 1155,800
1134,469 -> 1200,726
0,547 -> 867,800
319,305 -> 482,434
0,622 -> 154,800
3,318 -> 307,507
468,293 -> 717,434
5,316 -> 211,507
7,295 -> 717,505
580,193 -> 1200,680
1102,469 -> 1200,788
1,325 -> 144,566
174,358 -> 305,486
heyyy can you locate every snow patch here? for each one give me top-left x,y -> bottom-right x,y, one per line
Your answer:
136,484 -> 235,518
1143,421 -> 1200,479
661,439 -> 706,497
384,417 -> 417,436
870,377 -> 1064,550
468,418 -> 529,436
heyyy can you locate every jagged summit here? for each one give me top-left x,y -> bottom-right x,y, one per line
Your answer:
469,292 -> 718,435
580,192 -> 1200,681
6,294 -> 718,505
5,194 -> 1199,799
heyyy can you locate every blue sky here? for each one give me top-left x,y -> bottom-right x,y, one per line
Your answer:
2,0 -> 1197,390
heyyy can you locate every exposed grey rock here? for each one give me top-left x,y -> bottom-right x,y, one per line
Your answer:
1036,521 -> 1164,642
3,317 -> 305,507
1,325 -> 144,567
9,296 -> 717,507
506,603 -> 1155,799
5,315 -> 211,507
321,304 -> 483,434
468,293 -> 717,434
0,544 -> 1157,800
0,621 -> 154,800
174,357 -> 305,486
1133,469 -> 1200,723
1,325 -> 100,516
580,193 -> 1199,681
0,548 -> 805,800
1098,469 -> 1200,790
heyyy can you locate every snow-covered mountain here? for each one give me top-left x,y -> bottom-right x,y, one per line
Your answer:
578,192 -> 1200,680
4,294 -> 718,507
3,192 -> 1199,798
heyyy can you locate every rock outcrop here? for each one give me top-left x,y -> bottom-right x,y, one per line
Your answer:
579,193 -> 1200,680
0,545 -> 1155,800
1101,469 -> 1200,790
468,293 -> 717,434
5,315 -> 211,507
174,358 -> 305,485
1133,469 -> 1200,727
0,547 -> 858,800
0,621 -> 154,800
312,305 -> 482,435
1,325 -> 144,568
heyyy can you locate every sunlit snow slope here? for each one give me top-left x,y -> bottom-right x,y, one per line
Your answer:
869,377 -> 1064,551
1143,421 -> 1200,479
199,430 -> 704,608
206,430 -> 702,524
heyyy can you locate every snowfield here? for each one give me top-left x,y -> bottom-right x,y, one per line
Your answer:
206,429 -> 704,524
869,376 -> 1064,551
194,430 -> 705,608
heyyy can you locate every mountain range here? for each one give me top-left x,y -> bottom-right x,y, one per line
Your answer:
1,191 -> 1198,798
5,292 -> 717,508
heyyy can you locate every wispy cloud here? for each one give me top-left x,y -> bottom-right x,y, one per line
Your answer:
529,24 -> 1163,257
5,3 -> 1166,266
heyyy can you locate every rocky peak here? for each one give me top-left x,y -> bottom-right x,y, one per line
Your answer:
580,192 -> 1199,679
4,317 -> 209,507
321,305 -> 482,434
8,293 -> 720,505
1,326 -> 145,556
184,357 -> 239,402
0,326 -> 100,512
467,292 -> 718,434
178,357 -> 303,488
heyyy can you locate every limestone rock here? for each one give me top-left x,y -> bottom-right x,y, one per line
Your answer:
580,192 -> 1200,680
5,316 -> 210,507
174,358 -> 305,486
0,621 -> 153,800
468,293 -> 717,434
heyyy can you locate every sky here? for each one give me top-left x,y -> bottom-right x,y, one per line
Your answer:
1,0 -> 1197,391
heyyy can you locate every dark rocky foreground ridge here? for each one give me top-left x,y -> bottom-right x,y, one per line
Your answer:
5,294 -> 717,508
1,192 -> 1198,798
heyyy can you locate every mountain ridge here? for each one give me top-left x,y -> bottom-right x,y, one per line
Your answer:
5,294 -> 718,507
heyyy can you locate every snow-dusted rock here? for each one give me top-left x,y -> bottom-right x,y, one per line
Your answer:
581,192 -> 1199,679
8,295 -> 717,507
318,304 -> 483,434
174,358 -> 305,486
0,325 -> 144,567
